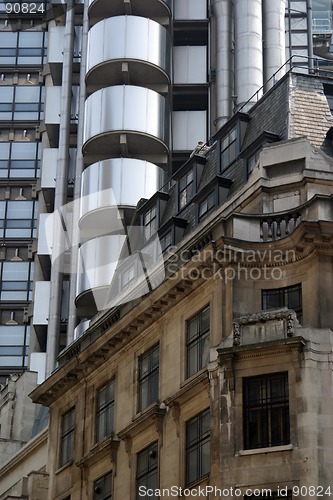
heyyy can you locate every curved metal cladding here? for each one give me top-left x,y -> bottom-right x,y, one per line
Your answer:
76,235 -> 127,309
82,85 -> 170,159
88,0 -> 171,22
234,0 -> 263,110
79,158 -> 162,236
214,0 -> 233,128
263,0 -> 286,89
86,16 -> 171,90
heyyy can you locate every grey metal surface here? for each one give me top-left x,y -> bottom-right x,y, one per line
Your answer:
79,158 -> 161,228
234,0 -> 263,109
76,235 -> 127,303
263,0 -> 286,89
214,0 -> 233,128
88,0 -> 171,22
86,16 -> 171,89
83,85 -> 170,157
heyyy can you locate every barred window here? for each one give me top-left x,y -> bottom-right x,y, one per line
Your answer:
243,372 -> 290,450
60,408 -> 75,467
136,443 -> 158,500
96,380 -> 115,442
186,306 -> 210,378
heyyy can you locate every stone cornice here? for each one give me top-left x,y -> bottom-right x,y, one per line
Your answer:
218,336 -> 306,360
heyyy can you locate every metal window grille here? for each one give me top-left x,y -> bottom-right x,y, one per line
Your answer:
243,372 -> 290,450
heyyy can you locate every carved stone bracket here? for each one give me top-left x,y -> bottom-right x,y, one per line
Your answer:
233,322 -> 241,346
153,412 -> 165,447
170,402 -> 180,437
286,313 -> 294,337
123,434 -> 132,468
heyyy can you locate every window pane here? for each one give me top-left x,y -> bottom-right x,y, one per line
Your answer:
186,409 -> 210,485
243,373 -> 290,450
19,31 -> 43,47
186,307 -> 210,378
138,345 -> 159,411
136,443 -> 158,500
11,143 -> 37,159
15,86 -> 40,102
0,32 -> 17,47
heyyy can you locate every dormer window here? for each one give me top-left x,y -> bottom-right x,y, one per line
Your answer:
198,191 -> 215,221
143,206 -> 157,241
121,264 -> 136,289
221,126 -> 237,170
138,192 -> 170,244
247,149 -> 261,177
179,170 -> 194,209
160,230 -> 172,252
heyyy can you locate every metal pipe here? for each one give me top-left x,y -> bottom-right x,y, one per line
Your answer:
46,0 -> 75,376
234,0 -> 263,110
214,0 -> 233,129
307,0 -> 314,71
263,0 -> 286,90
66,0 -> 89,345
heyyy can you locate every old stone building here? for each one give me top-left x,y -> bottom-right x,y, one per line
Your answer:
5,71 -> 328,499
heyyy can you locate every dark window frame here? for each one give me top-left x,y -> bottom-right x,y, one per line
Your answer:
136,442 -> 158,500
262,283 -> 302,322
138,344 -> 159,412
96,379 -> 115,443
243,372 -> 290,450
186,306 -> 210,378
143,205 -> 157,242
185,408 -> 210,486
93,471 -> 112,500
220,126 -> 238,171
178,169 -> 194,210
198,190 -> 215,221
60,407 -> 75,467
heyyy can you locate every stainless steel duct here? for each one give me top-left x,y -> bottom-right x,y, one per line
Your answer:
67,0 -> 89,345
263,0 -> 287,89
234,0 -> 263,110
214,0 -> 233,128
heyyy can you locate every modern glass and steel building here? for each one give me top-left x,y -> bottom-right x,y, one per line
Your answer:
0,0 -> 332,383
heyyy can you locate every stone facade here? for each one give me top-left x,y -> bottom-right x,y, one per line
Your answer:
2,72 -> 333,499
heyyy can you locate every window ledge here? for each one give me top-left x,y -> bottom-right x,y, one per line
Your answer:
237,444 -> 293,456
55,459 -> 73,475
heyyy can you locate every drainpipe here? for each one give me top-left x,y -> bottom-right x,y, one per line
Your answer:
214,0 -> 233,129
67,0 -> 89,345
307,0 -> 314,71
46,0 -> 75,376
